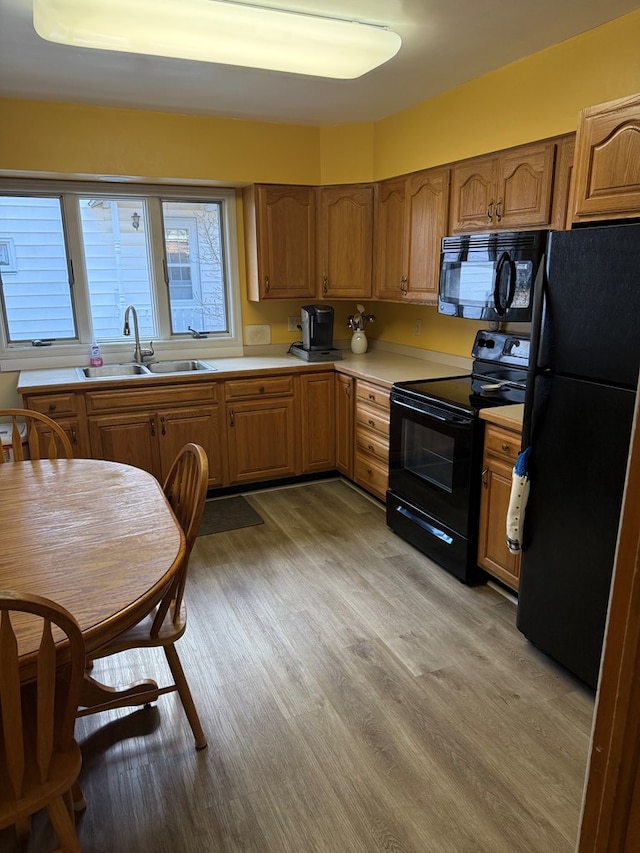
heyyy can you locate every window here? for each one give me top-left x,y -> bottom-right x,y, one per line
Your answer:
0,180 -> 240,367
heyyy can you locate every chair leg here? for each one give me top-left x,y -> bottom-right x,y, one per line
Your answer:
71,780 -> 87,812
163,643 -> 207,750
48,794 -> 81,853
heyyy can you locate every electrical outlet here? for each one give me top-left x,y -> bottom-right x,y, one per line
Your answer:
287,316 -> 299,332
415,319 -> 422,336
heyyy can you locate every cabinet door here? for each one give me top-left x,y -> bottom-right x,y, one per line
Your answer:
156,405 -> 226,487
334,373 -> 353,477
495,142 -> 556,229
450,157 -> 496,233
226,398 -> 297,484
404,167 -> 450,303
572,93 -> 640,221
373,177 -> 408,300
318,184 -> 374,298
245,184 -> 317,300
88,412 -> 159,477
477,455 -> 521,591
300,372 -> 335,473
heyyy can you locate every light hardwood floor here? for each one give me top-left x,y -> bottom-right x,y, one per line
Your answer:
7,479 -> 594,852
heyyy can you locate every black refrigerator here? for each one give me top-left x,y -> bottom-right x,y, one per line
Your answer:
517,222 -> 640,689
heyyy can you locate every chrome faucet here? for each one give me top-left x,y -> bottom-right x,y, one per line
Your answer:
122,305 -> 154,364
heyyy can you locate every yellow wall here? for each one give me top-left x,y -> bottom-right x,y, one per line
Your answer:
2,10 -> 640,366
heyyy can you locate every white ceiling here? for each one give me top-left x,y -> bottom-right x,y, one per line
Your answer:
0,0 -> 638,126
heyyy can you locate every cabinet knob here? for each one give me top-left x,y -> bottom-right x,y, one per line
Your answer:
502,442 -> 510,452
368,419 -> 375,427
259,385 -> 265,393
368,393 -> 375,401
48,403 -> 57,412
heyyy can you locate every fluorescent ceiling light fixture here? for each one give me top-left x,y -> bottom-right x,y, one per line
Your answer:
33,0 -> 402,79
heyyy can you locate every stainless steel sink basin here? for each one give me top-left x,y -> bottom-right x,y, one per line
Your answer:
79,364 -> 151,378
145,360 -> 215,373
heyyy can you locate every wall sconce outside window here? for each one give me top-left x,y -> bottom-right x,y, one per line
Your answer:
131,212 -> 140,231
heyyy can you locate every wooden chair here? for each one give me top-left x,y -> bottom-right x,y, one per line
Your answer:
79,443 -> 209,749
0,408 -> 73,462
0,590 -> 85,852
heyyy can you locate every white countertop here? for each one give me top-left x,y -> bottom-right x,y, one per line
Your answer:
17,346 -> 472,394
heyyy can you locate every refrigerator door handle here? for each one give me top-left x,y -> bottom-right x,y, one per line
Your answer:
522,251 -> 547,449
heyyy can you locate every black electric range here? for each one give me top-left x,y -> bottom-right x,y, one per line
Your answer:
387,330 -> 529,583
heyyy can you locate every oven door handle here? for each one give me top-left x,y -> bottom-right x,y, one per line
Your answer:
391,397 -> 473,426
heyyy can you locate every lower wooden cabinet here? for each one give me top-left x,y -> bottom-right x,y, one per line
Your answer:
334,372 -> 353,478
83,383 -> 225,486
21,367 -> 393,500
23,391 -> 90,457
300,372 -> 335,473
353,378 -> 390,501
224,374 -> 297,485
477,423 -> 522,591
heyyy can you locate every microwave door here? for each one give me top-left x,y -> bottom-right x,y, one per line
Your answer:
493,251 -> 517,316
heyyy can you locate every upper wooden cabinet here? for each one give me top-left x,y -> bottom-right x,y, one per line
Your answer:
318,184 -> 374,299
374,167 -> 450,303
243,184 -> 317,301
572,93 -> 640,223
450,140 -> 558,233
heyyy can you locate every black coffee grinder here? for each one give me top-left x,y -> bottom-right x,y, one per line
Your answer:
290,305 -> 342,362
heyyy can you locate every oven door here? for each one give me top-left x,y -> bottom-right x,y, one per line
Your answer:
388,394 -> 478,537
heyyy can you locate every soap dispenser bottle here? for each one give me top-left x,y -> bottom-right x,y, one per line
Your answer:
90,337 -> 103,367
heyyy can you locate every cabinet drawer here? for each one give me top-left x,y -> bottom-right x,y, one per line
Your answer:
86,383 -> 219,414
355,426 -> 389,465
355,401 -> 390,439
484,425 -> 521,463
27,392 -> 79,417
355,380 -> 390,411
224,375 -> 294,401
354,452 -> 388,501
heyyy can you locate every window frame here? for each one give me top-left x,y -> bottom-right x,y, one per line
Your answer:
0,178 -> 243,371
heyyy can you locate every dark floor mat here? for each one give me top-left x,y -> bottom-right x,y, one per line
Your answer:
198,495 -> 264,536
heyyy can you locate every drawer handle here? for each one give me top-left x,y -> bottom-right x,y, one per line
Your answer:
368,419 -> 375,427
368,393 -> 375,401
259,385 -> 265,393
368,444 -> 374,452
48,403 -> 57,412
367,468 -> 373,476
501,442 -> 510,452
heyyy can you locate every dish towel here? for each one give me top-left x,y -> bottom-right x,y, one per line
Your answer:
506,447 -> 531,554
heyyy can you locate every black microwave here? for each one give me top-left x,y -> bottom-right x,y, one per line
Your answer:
438,230 -> 548,322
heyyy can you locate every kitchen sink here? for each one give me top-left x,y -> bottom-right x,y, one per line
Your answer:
80,363 -> 151,378
145,360 -> 215,373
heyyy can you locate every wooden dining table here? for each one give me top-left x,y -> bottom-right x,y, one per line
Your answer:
0,457 -> 185,700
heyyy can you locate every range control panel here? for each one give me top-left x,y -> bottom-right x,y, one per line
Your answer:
471,330 -> 530,368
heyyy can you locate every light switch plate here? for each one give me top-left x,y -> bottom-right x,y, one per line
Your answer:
244,324 -> 271,345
